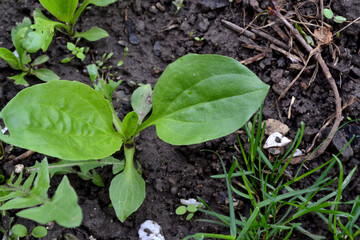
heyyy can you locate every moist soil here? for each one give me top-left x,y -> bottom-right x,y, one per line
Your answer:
0,0 -> 359,239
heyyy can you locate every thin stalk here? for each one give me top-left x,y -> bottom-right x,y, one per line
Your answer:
124,143 -> 135,172
70,0 -> 91,32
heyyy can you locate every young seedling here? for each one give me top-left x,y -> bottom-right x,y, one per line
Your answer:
10,224 -> 47,239
0,54 -> 269,222
0,18 -> 59,86
61,41 -> 89,63
173,0 -> 184,15
22,0 -> 116,54
323,8 -> 347,24
176,203 -> 202,220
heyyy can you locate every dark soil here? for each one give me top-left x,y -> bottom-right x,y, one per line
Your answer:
0,0 -> 359,239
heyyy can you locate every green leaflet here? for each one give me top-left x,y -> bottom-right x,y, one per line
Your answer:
139,54 -> 269,145
31,68 -> 60,82
131,84 -> 153,124
17,176 -> 82,228
74,27 -> 109,41
9,72 -> 29,86
0,80 -> 122,160
39,0 -> 78,23
0,48 -> 20,70
0,159 -> 82,228
121,111 -> 139,139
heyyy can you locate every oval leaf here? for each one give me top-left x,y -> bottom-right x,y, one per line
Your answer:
139,54 -> 269,145
74,27 -> 109,41
11,224 -> 28,237
39,0 -> 78,23
31,226 -> 48,238
323,8 -> 334,19
131,84 -> 153,124
0,80 -> 122,160
31,68 -> 60,82
109,167 -> 145,222
121,111 -> 139,139
89,0 -> 117,7
0,48 -> 20,70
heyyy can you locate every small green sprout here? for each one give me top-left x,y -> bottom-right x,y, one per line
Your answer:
324,8 -> 346,23
11,224 -> 47,239
61,41 -> 89,63
176,203 -> 201,220
173,0 -> 184,15
194,36 -> 205,42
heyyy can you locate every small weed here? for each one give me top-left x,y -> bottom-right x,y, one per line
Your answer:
324,8 -> 346,23
61,40 -> 89,63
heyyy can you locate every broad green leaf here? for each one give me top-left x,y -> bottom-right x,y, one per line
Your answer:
0,48 -> 20,70
0,80 -> 123,160
139,54 -> 269,145
131,84 -> 152,124
11,224 -> 28,237
9,72 -> 29,86
17,176 -> 82,228
121,111 -> 139,139
31,226 -> 48,238
31,68 -> 60,82
109,166 -> 145,222
22,31 -> 46,53
89,0 -> 117,7
31,55 -> 49,66
323,8 -> 334,19
32,8 -> 69,51
39,0 -> 78,23
74,27 -> 109,41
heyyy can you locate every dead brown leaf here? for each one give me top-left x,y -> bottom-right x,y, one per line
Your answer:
314,27 -> 333,45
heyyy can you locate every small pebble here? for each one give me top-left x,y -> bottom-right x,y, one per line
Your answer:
138,220 -> 165,240
149,5 -> 158,14
156,2 -> 166,12
14,164 -> 24,174
264,132 -> 291,149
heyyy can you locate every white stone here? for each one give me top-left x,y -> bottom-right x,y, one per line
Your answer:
180,198 -> 202,207
1,127 -> 7,134
14,164 -> 24,174
263,132 -> 291,149
138,220 -> 165,240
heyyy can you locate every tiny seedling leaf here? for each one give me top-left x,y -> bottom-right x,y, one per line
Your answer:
139,54 -> 269,145
67,42 -> 76,51
31,68 -> 60,82
31,226 -> 48,238
11,224 -> 28,237
334,16 -> 346,23
186,212 -> 194,220
187,204 -> 197,213
76,52 -> 85,61
74,27 -> 109,41
61,57 -> 73,63
87,63 -> 99,82
88,0 -> 117,7
0,80 -> 123,160
323,8 -> 334,19
176,205 -> 187,215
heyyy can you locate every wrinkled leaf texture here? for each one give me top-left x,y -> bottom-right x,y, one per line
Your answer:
0,80 -> 122,160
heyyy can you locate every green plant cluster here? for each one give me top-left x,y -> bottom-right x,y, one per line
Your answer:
0,0 -> 272,235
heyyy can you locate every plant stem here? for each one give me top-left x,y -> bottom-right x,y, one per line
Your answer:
124,143 -> 135,172
70,0 -> 90,33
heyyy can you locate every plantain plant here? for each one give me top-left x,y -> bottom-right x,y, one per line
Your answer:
22,0 -> 116,54
0,18 -> 59,86
0,54 -> 269,222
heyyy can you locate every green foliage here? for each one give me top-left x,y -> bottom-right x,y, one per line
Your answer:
30,0 -> 116,46
61,41 -> 89,63
323,8 -> 346,23
184,113 -> 360,240
0,54 -> 269,222
0,159 -> 82,227
0,18 -> 59,85
11,224 -> 27,237
176,204 -> 202,220
10,224 -> 47,238
31,226 -> 48,238
173,0 -> 184,15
